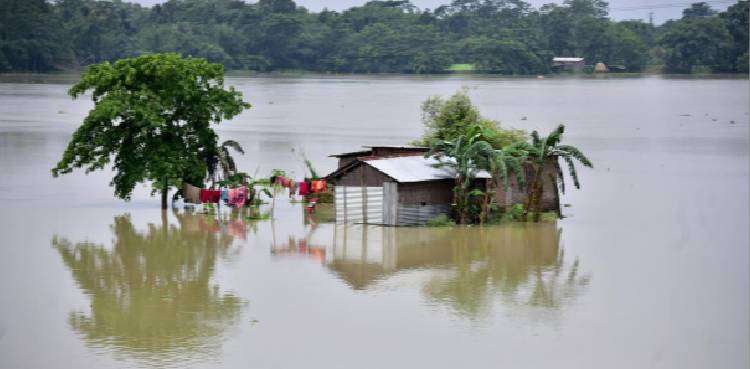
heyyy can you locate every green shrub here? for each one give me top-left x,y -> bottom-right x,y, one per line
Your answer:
425,214 -> 455,227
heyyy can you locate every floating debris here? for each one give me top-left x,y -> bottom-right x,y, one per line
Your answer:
521,116 -> 527,121
679,114 -> 691,117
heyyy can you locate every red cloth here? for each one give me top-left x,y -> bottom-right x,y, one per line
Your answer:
298,181 -> 308,196
200,189 -> 221,203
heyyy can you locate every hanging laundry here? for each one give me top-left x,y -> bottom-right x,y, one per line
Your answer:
199,189 -> 221,203
298,181 -> 308,196
228,186 -> 248,207
311,180 -> 327,193
221,188 -> 229,202
183,183 -> 201,204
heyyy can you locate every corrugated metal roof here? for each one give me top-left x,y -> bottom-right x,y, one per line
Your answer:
329,150 -> 371,158
364,155 -> 490,183
362,145 -> 429,149
553,57 -> 584,62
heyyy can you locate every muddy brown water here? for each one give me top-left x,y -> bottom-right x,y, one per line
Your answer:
0,74 -> 748,369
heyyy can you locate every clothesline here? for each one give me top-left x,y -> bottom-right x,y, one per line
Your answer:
271,176 -> 327,196
181,176 -> 327,207
183,183 -> 251,208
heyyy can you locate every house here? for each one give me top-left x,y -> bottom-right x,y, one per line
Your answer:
552,57 -> 585,72
326,146 -> 560,226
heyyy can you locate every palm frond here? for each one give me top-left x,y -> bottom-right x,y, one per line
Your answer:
221,140 -> 244,155
506,155 -> 526,191
546,124 -> 565,147
561,153 -> 581,189
557,145 -> 593,168
494,156 -> 509,191
531,130 -> 541,146
555,158 -> 566,194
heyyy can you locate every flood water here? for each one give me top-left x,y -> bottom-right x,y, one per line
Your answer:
0,74 -> 748,369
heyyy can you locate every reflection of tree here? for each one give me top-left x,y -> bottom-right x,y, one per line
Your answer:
52,212 -> 243,365
422,224 -> 590,318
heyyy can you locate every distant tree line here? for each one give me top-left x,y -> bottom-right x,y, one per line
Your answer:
1,0 -> 747,74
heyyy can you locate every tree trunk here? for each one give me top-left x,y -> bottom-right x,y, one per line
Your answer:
453,177 -> 461,224
532,180 -> 544,222
550,173 -> 562,219
161,181 -> 168,210
480,178 -> 489,225
522,165 -> 544,222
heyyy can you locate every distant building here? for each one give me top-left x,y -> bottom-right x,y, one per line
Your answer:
325,146 -> 559,226
552,57 -> 585,72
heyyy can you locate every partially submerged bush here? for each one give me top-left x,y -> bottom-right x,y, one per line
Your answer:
425,214 -> 455,227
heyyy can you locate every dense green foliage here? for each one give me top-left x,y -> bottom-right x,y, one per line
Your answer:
2,0 -> 747,74
51,53 -> 251,208
428,124 -> 497,224
424,90 -> 592,224
416,89 -> 526,148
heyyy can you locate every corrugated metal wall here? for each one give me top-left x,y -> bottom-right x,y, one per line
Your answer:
335,186 -> 384,224
396,204 -> 452,226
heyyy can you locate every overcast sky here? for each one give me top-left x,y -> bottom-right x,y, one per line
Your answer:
129,0 -> 736,24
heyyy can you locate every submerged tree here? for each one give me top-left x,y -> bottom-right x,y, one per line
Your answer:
51,53 -> 251,208
510,125 -> 592,222
428,125 -> 496,224
481,143 -> 528,224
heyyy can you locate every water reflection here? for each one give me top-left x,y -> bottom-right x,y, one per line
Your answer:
52,212 -> 244,367
328,224 -> 590,318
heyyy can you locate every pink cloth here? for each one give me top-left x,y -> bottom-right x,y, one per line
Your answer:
228,186 -> 248,207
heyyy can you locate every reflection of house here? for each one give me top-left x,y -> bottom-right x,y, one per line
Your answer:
326,146 -> 559,226
327,224 -> 590,317
552,57 -> 585,72
328,224 -> 562,290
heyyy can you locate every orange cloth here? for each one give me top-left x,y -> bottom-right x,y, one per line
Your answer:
311,180 -> 327,193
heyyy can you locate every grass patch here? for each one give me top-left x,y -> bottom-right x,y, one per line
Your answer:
446,63 -> 475,72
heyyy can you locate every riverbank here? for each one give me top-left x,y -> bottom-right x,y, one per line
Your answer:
1,71 -> 748,85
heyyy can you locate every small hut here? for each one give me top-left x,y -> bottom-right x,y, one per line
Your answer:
552,57 -> 585,72
326,146 -> 560,226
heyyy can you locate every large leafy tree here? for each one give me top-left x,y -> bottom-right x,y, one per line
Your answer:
720,0 -> 749,72
51,53 -> 251,208
659,16 -> 734,73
